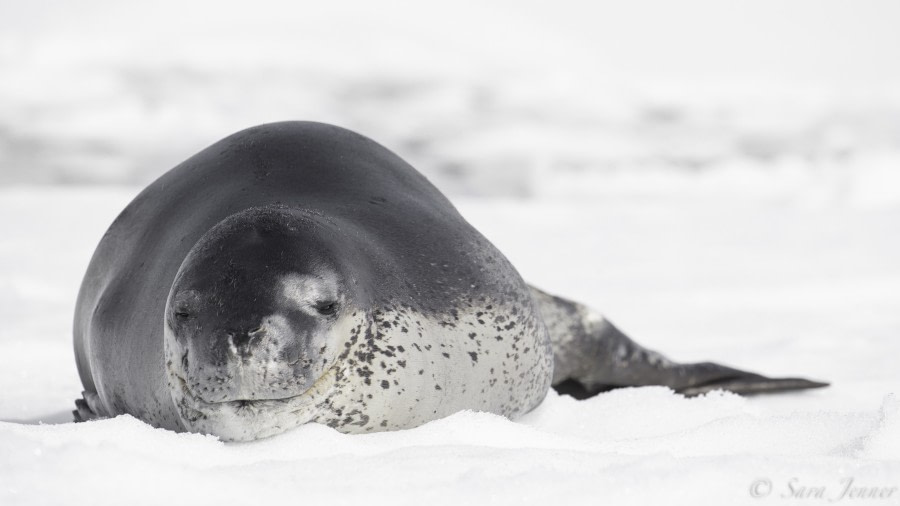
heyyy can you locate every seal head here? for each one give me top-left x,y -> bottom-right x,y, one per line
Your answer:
164,206 -> 367,440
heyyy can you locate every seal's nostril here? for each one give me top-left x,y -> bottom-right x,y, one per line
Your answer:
226,326 -> 266,359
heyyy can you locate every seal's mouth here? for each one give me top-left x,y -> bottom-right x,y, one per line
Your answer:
172,366 -> 337,413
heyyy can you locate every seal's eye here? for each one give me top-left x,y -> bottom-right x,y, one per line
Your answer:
172,289 -> 201,322
314,301 -> 337,316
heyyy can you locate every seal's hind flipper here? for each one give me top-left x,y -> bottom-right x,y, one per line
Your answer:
530,286 -> 828,398
73,391 -> 105,422
674,370 -> 829,397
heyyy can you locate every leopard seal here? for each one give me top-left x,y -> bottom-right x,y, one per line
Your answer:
73,121 -> 827,441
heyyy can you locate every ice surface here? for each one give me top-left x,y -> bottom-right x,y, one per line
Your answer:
0,187 -> 897,505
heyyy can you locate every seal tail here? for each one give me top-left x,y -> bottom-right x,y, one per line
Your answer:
530,286 -> 828,398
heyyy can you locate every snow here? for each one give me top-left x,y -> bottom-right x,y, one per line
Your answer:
0,187 -> 898,505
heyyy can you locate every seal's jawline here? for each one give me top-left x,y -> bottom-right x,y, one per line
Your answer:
173,366 -> 336,410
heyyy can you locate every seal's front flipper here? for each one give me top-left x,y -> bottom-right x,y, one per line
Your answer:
530,286 -> 829,398
73,391 -> 105,422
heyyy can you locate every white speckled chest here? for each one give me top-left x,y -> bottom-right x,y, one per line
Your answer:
314,296 -> 554,433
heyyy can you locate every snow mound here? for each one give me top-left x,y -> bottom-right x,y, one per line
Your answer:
2,388 -> 897,506
861,394 -> 900,460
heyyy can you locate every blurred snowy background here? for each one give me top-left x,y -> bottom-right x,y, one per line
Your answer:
2,0 -> 900,204
2,1 -> 899,505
